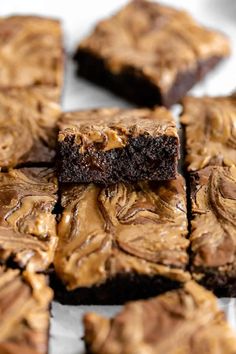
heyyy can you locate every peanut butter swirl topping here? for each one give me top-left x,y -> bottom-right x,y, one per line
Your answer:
55,175 -> 190,290
83,281 -> 236,354
190,166 -> 236,271
78,0 -> 230,94
0,267 -> 53,354
181,94 -> 236,171
0,168 -> 58,272
59,107 -> 178,153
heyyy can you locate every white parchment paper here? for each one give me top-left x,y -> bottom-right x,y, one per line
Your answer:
1,1 -> 236,353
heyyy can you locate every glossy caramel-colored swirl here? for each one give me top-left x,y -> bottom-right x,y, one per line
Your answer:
83,281 -> 236,354
190,166 -> 236,270
0,168 -> 58,272
0,267 -> 52,354
55,175 -> 189,290
0,86 -> 61,168
0,16 -> 63,89
181,95 -> 236,171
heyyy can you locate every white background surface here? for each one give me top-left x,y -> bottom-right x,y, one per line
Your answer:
1,1 -> 236,353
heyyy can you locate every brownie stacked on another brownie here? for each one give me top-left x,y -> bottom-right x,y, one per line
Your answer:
74,0 -> 230,107
83,281 -> 236,354
181,94 -> 236,296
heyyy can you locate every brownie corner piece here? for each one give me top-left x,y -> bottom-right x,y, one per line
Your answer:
83,281 -> 236,354
74,0 -> 230,107
189,165 -> 236,296
0,267 -> 53,354
53,174 -> 190,304
57,107 -> 179,184
181,94 -> 236,171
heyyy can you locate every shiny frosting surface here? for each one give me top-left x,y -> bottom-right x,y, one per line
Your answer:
181,94 -> 236,171
84,281 -> 236,354
59,107 -> 178,153
0,86 -> 61,168
0,16 -> 63,89
190,166 -> 236,276
78,0 -> 230,93
0,267 -> 53,354
0,168 -> 58,272
55,175 -> 189,290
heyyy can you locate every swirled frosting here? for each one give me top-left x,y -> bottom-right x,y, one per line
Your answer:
55,175 -> 190,290
78,0 -> 230,94
0,16 -> 63,90
83,281 -> 236,354
0,86 -> 61,168
0,267 -> 53,354
0,168 -> 58,272
190,166 -> 236,275
181,95 -> 236,171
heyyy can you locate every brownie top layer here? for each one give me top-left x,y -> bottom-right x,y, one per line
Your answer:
83,281 -> 236,354
55,175 -> 190,290
0,15 -> 63,89
0,267 -> 53,354
181,94 -> 236,171
58,107 -> 178,153
78,0 -> 230,94
190,166 -> 236,272
0,168 -> 58,272
0,86 -> 61,168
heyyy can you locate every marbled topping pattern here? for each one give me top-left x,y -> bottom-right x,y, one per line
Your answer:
190,166 -> 236,278
0,86 -> 61,168
55,175 -> 189,290
0,168 -> 58,272
0,267 -> 53,354
83,281 -> 236,354
78,0 -> 230,95
181,94 -> 236,171
0,16 -> 63,90
58,107 -> 178,153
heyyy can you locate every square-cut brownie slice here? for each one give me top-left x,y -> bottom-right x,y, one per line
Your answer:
57,107 -> 179,184
0,16 -> 64,92
52,175 -> 190,304
0,267 -> 53,354
83,281 -> 236,354
181,94 -> 236,171
75,0 -> 230,107
0,168 -> 58,272
0,86 -> 61,169
190,166 -> 236,296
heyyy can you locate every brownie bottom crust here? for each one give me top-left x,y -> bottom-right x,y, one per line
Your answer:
50,273 -> 181,305
57,135 -> 178,184
75,50 -> 223,107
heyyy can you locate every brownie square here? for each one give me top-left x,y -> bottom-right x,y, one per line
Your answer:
0,16 -> 64,93
52,175 -> 190,304
0,267 -> 52,354
181,94 -> 236,171
0,168 -> 58,272
0,86 -> 61,169
74,0 -> 230,107
57,107 -> 179,184
190,166 -> 236,296
83,281 -> 236,354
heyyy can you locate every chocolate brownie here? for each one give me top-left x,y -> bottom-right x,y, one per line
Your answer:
57,107 -> 179,184
0,267 -> 53,354
0,168 -> 58,272
83,281 -> 236,354
190,166 -> 236,296
181,94 -> 236,171
74,0 -> 230,107
0,16 -> 64,93
0,86 -> 61,169
52,175 -> 190,304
